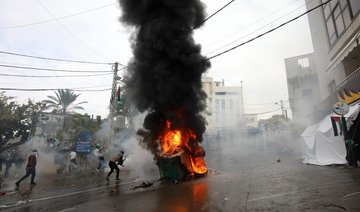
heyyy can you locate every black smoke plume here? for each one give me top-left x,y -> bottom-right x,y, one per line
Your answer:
119,0 -> 211,156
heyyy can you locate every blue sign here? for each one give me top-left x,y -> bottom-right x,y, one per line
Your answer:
76,131 -> 92,153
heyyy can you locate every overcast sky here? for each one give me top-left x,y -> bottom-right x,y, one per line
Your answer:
0,0 -> 314,119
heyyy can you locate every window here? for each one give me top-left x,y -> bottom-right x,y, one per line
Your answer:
288,78 -> 300,89
323,0 -> 355,45
343,6 -> 352,28
298,57 -> 310,68
215,99 -> 219,111
302,89 -> 313,97
324,4 -> 331,17
334,5 -> 345,35
340,0 -> 347,9
215,92 -> 226,95
326,17 -> 336,40
221,100 -> 225,110
349,0 -> 360,17
229,100 -> 233,110
330,0 -> 338,9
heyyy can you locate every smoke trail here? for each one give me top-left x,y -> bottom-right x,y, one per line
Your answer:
119,0 -> 211,148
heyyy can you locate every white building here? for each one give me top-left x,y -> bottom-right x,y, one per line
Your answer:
202,76 -> 245,132
284,53 -> 321,125
305,0 -> 360,117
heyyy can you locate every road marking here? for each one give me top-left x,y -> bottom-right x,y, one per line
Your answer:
58,207 -> 75,212
0,180 -> 137,209
247,191 -> 297,202
248,182 -> 358,202
344,191 -> 360,198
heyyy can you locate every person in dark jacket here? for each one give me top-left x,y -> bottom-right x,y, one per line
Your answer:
105,151 -> 124,181
15,149 -> 38,187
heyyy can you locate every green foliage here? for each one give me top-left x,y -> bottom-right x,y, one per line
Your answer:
43,89 -> 87,114
0,92 -> 46,154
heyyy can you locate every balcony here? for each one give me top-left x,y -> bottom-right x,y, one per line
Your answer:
336,66 -> 360,90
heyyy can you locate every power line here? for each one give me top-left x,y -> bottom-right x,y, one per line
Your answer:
0,87 -> 112,92
0,50 -> 113,65
245,105 -> 280,111
202,0 -> 301,50
69,88 -> 112,92
0,64 -> 112,73
36,0 -> 111,62
0,3 -> 115,30
60,84 -> 111,89
192,0 -> 236,30
244,108 -> 281,115
244,101 -> 278,105
0,72 -> 112,78
206,0 -> 331,61
204,0 -> 307,55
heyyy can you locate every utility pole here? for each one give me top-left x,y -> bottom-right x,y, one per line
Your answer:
109,62 -> 119,145
280,100 -> 285,117
275,100 -> 285,118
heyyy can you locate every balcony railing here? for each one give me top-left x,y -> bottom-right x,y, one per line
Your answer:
336,66 -> 360,89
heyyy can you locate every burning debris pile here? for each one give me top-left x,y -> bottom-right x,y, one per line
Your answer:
119,0 -> 210,182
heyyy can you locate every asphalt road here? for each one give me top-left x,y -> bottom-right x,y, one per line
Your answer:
1,132 -> 360,211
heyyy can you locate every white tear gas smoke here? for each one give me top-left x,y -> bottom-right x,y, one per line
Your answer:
16,136 -> 59,175
203,119 -> 303,171
107,113 -> 159,180
94,120 -> 111,145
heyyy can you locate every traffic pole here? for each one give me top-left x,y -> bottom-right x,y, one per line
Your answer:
109,62 -> 119,145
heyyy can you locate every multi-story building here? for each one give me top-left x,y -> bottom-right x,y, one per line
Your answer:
305,0 -> 360,118
284,53 -> 321,125
202,76 -> 245,132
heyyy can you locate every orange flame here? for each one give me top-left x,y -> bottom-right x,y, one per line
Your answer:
161,129 -> 182,155
159,120 -> 207,174
191,157 -> 207,174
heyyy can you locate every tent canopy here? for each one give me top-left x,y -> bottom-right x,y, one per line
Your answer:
301,104 -> 360,165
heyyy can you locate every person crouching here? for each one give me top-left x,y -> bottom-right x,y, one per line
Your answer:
105,151 -> 124,181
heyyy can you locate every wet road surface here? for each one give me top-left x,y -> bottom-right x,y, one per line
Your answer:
1,132 -> 360,211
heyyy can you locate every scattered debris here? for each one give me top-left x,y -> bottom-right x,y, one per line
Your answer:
207,168 -> 221,175
132,182 -> 154,190
325,204 -> 348,211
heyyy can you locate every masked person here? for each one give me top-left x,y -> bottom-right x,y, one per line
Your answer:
105,151 -> 124,181
15,149 -> 38,187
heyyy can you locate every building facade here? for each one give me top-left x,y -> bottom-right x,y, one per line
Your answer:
284,53 -> 321,125
202,76 -> 245,132
305,0 -> 360,118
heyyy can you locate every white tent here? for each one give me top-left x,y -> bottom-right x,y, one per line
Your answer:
301,104 -> 360,165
